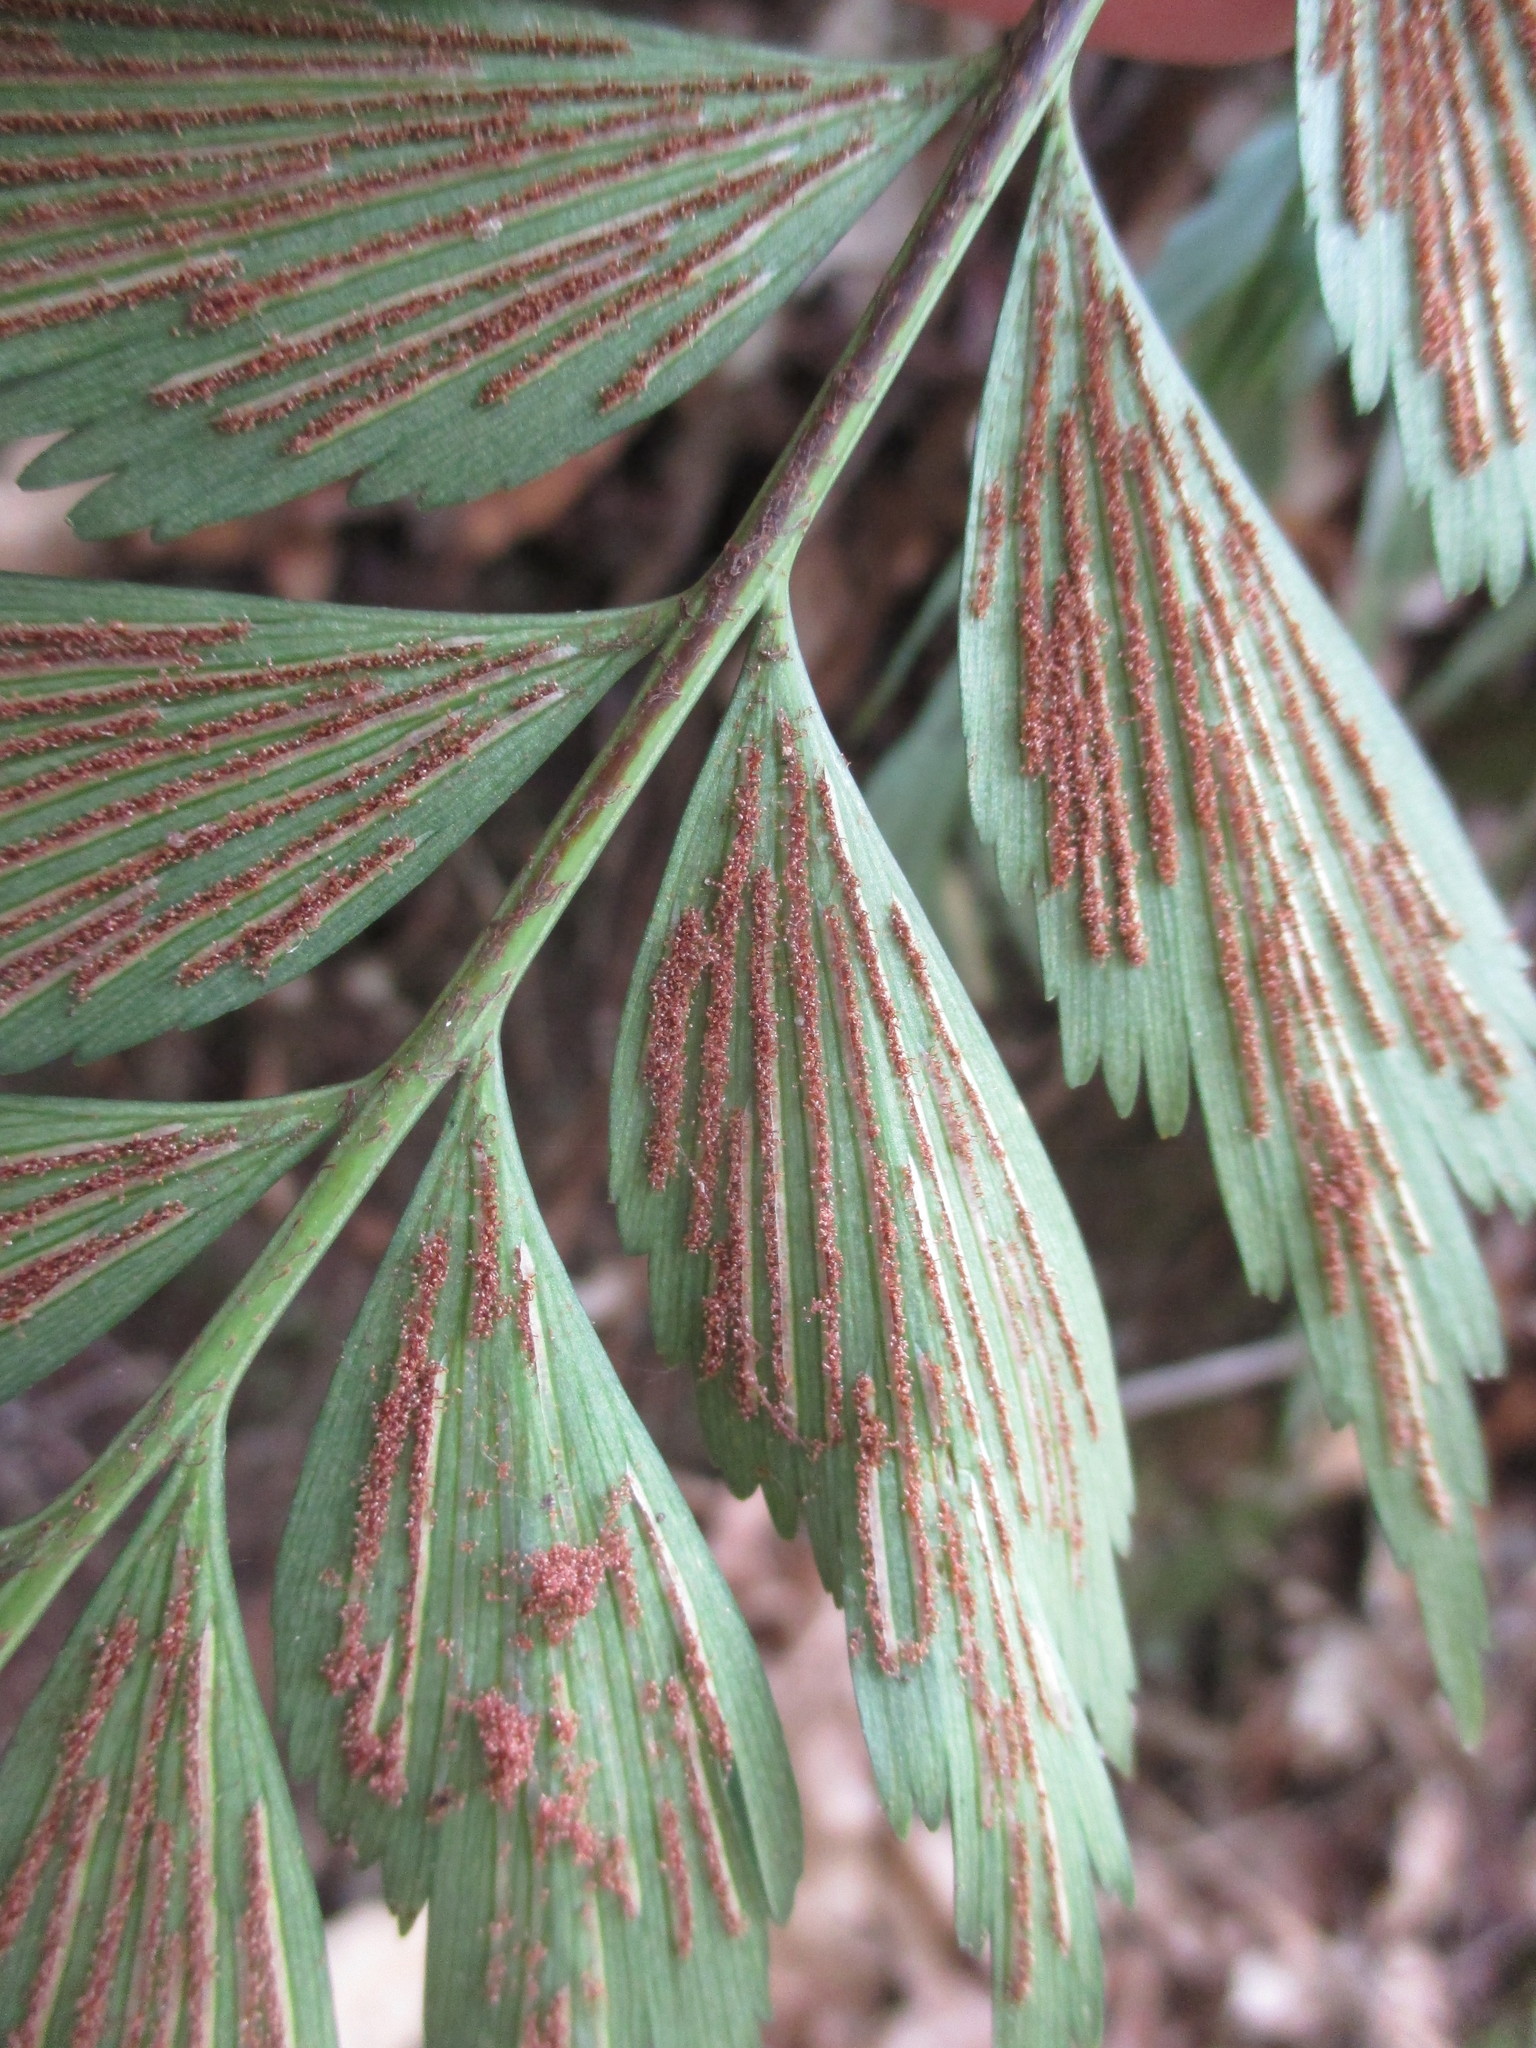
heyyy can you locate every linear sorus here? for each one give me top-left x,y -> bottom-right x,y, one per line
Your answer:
0,733 -> 432,954
968,479 -> 1006,620
598,271 -> 763,413
176,834 -> 413,982
746,862 -> 794,1424
656,1798 -> 694,1957
1317,0 -> 1527,472
0,651 -> 510,808
10,101 -> 858,324
0,723 -> 452,1003
1,0 -> 632,57
1073,232 -> 1178,882
0,1123 -> 237,1237
1014,246 -> 1059,745
821,901 -> 935,1672
661,1676 -> 744,1937
642,905 -> 709,1193
1188,421 -> 1515,1111
0,1200 -> 186,1323
323,1230 -> 450,1804
1468,0 -> 1536,256
0,679 -> 526,915
0,644 -> 502,729
0,1613 -> 137,1957
239,1807 -> 294,2048
532,1766 -> 635,1913
467,1139 -> 515,1338
71,1565 -> 197,2044
628,1478 -> 733,1766
211,239 -> 671,438
775,717 -> 842,1440
0,616 -> 247,675
684,744 -> 761,1254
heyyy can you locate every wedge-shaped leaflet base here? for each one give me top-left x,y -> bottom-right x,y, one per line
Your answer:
0,1 -> 971,537
0,1460 -> 337,2048
0,1082 -> 349,1402
1297,0 -> 1536,596
0,575 -> 672,1071
275,1053 -> 798,2048
961,114 -> 1536,1730
612,604 -> 1132,2048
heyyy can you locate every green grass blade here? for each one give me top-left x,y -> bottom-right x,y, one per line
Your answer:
611,593 -> 1133,2048
0,1 -> 974,537
0,574 -> 675,1071
1296,0 -> 1536,599
961,109 -> 1536,1733
0,1457 -> 338,2048
0,1082 -> 350,1401
274,1050 -> 799,2048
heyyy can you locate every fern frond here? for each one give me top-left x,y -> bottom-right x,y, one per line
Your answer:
961,108 -> 1536,1731
275,1050 -> 799,2048
0,1459 -> 337,2048
611,594 -> 1132,2047
0,1083 -> 350,1401
0,574 -> 672,1070
0,0 -> 974,536
1298,0 -> 1536,597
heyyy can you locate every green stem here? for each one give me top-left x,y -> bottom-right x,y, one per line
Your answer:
0,0 -> 1099,1669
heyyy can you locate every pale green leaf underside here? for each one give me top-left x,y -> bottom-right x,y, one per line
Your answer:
0,1082 -> 349,1402
0,573 -> 673,1073
0,0 -> 973,538
1297,0 -> 1536,598
275,1052 -> 798,2048
611,598 -> 1131,2048
0,1460 -> 337,2048
961,112 -> 1536,1731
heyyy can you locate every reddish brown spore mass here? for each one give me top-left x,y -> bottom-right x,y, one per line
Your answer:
664,1677 -> 745,1938
533,1759 -> 634,1911
1045,204 -> 1483,1519
0,1123 -> 235,1240
239,1807 -> 290,2048
643,904 -> 709,1192
72,1561 -> 200,2041
969,480 -> 1007,620
324,1231 -> 450,1801
522,1518 -> 636,1644
0,631 -> 556,1008
820,897 -> 934,1671
631,1504 -> 733,1765
656,1798 -> 694,1957
0,1613 -> 137,1961
1316,0 -> 1530,473
470,1692 -> 539,1809
777,714 -> 843,1440
748,860 -> 794,1422
0,1200 -> 187,1325
687,744 -> 763,1252
468,1138 -> 515,1337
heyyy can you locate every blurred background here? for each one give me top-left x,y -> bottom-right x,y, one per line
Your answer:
5,3 -> 1536,2043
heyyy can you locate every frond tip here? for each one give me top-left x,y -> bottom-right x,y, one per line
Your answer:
612,594 -> 1134,2048
275,1052 -> 799,2048
1298,0 -> 1536,597
962,110 -> 1536,1733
